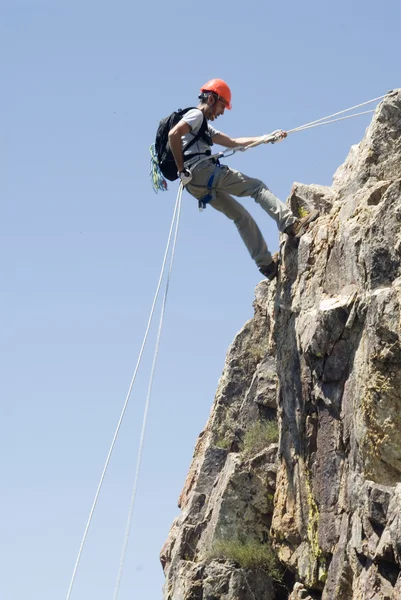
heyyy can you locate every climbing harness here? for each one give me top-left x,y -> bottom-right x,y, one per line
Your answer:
198,162 -> 221,210
65,184 -> 184,600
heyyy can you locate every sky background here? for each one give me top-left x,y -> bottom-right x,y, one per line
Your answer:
1,1 -> 400,599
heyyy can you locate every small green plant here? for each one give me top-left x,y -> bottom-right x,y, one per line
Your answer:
208,538 -> 282,579
297,206 -> 309,218
242,420 -> 279,458
213,421 -> 238,451
214,435 -> 231,450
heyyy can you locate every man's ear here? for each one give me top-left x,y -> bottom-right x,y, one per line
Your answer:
207,94 -> 216,107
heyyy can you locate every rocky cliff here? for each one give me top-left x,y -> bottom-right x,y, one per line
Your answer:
161,89 -> 401,600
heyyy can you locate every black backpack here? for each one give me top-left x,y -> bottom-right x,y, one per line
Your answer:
154,107 -> 212,181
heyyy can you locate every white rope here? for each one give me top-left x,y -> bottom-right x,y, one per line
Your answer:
287,93 -> 386,133
209,92 -> 388,156
287,109 -> 376,134
65,185 -> 184,600
112,184 -> 183,600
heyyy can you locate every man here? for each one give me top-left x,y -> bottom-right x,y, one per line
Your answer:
168,78 -> 318,280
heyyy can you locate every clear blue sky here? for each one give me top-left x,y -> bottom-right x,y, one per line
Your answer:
1,1 -> 399,599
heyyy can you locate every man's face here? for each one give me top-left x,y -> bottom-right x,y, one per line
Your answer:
208,96 -> 227,121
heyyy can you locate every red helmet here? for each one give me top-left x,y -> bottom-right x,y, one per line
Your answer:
200,79 -> 232,110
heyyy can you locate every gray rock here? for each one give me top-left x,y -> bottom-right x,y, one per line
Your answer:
162,90 -> 401,600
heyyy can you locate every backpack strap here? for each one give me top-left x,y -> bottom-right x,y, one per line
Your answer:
182,113 -> 209,155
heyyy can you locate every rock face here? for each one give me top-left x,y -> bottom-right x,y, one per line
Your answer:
162,90 -> 401,600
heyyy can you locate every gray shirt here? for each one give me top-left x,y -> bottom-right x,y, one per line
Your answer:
181,109 -> 220,165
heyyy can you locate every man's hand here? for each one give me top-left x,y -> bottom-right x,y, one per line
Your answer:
262,130 -> 287,144
178,168 -> 193,186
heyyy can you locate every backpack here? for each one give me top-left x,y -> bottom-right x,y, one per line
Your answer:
154,107 -> 212,182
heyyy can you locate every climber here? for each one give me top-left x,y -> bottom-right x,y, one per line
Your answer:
168,78 -> 319,280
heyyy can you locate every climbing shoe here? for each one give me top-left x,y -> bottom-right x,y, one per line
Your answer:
284,209 -> 319,238
259,253 -> 279,281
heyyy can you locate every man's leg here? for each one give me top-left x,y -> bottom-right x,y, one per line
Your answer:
215,165 -> 297,233
209,190 -> 273,269
185,162 -> 317,278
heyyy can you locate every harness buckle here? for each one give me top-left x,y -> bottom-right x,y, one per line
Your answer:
198,163 -> 220,212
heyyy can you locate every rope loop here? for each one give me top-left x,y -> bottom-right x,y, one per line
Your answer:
149,144 -> 168,193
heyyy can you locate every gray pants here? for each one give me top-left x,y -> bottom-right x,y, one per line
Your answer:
186,161 -> 296,268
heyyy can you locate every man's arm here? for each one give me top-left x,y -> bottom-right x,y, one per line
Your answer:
212,132 -> 263,148
213,131 -> 287,148
168,120 -> 191,174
